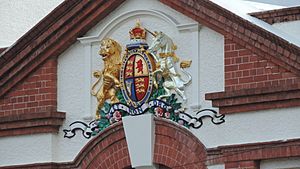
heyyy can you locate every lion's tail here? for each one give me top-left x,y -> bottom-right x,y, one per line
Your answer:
91,78 -> 101,96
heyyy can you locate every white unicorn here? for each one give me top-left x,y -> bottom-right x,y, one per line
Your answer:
148,31 -> 192,102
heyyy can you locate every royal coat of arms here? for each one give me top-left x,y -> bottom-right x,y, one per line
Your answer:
120,24 -> 155,113
64,21 -> 225,139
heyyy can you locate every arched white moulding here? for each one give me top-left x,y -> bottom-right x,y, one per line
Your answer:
77,9 -> 200,44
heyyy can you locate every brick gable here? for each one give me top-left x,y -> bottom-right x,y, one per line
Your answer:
250,6 -> 300,24
0,58 -> 65,137
225,38 -> 300,91
207,138 -> 300,168
205,37 -> 300,114
0,58 -> 57,117
0,48 -> 7,54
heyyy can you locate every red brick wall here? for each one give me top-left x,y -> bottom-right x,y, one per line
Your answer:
0,58 -> 57,117
207,139 -> 300,168
250,6 -> 300,24
0,47 -> 7,54
154,119 -> 206,169
225,38 -> 300,91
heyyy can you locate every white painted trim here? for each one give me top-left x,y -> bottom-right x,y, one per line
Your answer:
77,9 -> 200,44
260,157 -> 300,169
80,42 -> 94,121
177,23 -> 201,32
123,114 -> 155,168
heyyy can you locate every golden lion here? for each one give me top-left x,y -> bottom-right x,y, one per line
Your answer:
91,38 -> 122,119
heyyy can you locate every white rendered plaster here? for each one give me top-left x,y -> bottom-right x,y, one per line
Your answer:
207,164 -> 225,169
0,134 -> 53,166
55,41 -> 90,162
197,26 -> 224,109
260,157 -> 300,169
81,43 -> 93,120
273,20 -> 300,41
123,114 -> 155,168
85,0 -> 196,37
0,0 -> 63,47
192,107 -> 300,148
78,9 -> 199,44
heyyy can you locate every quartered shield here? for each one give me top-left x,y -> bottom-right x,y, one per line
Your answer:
120,49 -> 154,109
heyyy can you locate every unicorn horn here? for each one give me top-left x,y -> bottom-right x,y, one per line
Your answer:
145,28 -> 157,37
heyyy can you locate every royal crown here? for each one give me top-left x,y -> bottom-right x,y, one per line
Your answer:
129,20 -> 146,40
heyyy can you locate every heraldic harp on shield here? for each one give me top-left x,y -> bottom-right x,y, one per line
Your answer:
63,20 -> 225,139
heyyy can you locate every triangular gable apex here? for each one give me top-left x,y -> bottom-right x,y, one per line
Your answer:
1,0 -> 300,98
